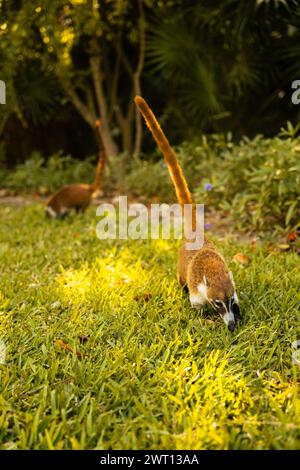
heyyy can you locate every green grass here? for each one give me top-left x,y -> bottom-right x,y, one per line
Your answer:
0,202 -> 299,450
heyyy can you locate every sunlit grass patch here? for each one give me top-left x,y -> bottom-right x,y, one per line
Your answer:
0,203 -> 299,449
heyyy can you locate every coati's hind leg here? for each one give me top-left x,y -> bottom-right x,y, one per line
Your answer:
177,270 -> 186,286
182,284 -> 189,294
177,271 -> 190,297
75,202 -> 89,213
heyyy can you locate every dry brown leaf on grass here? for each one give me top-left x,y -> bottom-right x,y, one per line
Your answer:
287,232 -> 297,242
232,253 -> 251,266
38,186 -> 49,196
204,319 -> 215,325
277,244 -> 290,252
54,339 -> 83,358
134,293 -> 152,302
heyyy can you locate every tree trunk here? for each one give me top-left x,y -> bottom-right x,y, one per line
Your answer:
115,101 -> 134,154
121,117 -> 132,154
59,77 -> 96,128
90,54 -> 119,157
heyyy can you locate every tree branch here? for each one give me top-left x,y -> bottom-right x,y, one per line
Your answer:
112,36 -> 135,79
108,33 -> 122,122
59,76 -> 96,127
90,55 -> 108,121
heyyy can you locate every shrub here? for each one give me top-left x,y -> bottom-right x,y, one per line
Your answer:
2,151 -> 96,192
1,125 -> 299,232
193,128 -> 300,231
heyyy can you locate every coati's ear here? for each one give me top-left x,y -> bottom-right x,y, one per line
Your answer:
229,271 -> 236,287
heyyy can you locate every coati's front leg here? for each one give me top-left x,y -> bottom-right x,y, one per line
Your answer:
75,199 -> 90,213
75,205 -> 84,213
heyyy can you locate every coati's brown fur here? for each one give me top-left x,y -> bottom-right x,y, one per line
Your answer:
45,120 -> 106,218
134,95 -> 241,331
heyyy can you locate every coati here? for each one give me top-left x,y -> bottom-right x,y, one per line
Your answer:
45,120 -> 106,218
134,96 -> 241,331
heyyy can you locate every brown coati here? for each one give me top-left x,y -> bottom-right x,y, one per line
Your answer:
134,96 -> 241,331
45,120 -> 106,218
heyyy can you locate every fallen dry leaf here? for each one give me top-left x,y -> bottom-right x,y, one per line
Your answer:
204,319 -> 215,325
277,244 -> 290,252
287,231 -> 297,242
266,244 -> 277,253
54,339 -> 83,358
134,293 -> 152,302
232,253 -> 250,265
38,186 -> 49,196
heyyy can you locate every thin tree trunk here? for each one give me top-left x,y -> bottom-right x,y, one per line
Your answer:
133,0 -> 146,157
115,101 -> 134,154
90,54 -> 119,157
122,118 -> 132,154
108,33 -> 122,122
59,77 -> 96,127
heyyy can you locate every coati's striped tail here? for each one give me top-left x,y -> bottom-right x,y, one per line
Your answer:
93,120 -> 106,190
134,96 -> 193,207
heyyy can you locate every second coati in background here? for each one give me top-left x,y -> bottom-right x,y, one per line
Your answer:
134,96 -> 241,331
45,120 -> 106,218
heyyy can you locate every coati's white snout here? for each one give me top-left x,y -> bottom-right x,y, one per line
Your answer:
45,206 -> 57,218
222,310 -> 235,326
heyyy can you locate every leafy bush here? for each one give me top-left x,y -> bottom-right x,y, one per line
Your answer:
1,151 -> 96,192
123,156 -> 173,200
123,127 -> 300,231
193,127 -> 300,231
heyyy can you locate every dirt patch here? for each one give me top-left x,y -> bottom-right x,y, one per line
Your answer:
0,194 -> 42,206
0,192 -> 254,243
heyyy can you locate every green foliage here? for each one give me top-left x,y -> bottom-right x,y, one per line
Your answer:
0,204 -> 299,449
115,129 -> 300,232
2,127 -> 299,232
193,129 -> 300,231
13,62 -> 60,125
0,4 -> 61,128
123,156 -> 173,199
2,0 -> 300,154
146,0 -> 300,136
1,151 -> 96,192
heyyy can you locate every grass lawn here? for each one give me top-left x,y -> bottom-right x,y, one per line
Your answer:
0,202 -> 299,450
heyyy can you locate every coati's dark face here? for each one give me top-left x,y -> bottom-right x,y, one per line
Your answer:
210,296 -> 241,332
189,271 -> 241,332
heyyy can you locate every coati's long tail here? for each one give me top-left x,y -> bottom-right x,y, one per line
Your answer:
134,96 -> 192,207
93,120 -> 106,190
